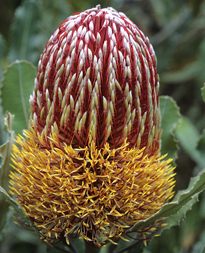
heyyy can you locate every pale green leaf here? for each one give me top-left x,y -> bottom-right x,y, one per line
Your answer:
160,96 -> 180,163
190,230 -> 205,253
157,189 -> 199,235
8,0 -> 41,65
0,185 -> 28,222
202,83 -> 205,103
110,170 -> 204,252
1,60 -> 36,135
0,112 -> 15,236
0,106 -> 7,145
130,168 -> 205,233
175,116 -> 205,168
0,34 -> 6,82
0,132 -> 31,231
197,129 -> 205,159
0,112 -> 15,191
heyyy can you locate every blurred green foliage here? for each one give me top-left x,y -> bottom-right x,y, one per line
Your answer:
0,0 -> 205,252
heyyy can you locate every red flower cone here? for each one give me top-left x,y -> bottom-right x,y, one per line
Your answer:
10,5 -> 175,247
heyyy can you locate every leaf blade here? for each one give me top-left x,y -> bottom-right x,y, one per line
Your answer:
1,60 -> 36,135
202,82 -> 205,103
8,0 -> 41,65
131,168 -> 205,232
0,112 -> 16,237
0,112 -> 15,191
175,116 -> 205,168
160,96 -> 180,163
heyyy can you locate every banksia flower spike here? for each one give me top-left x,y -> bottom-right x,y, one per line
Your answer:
10,5 -> 175,248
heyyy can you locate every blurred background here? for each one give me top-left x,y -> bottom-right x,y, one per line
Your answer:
0,0 -> 205,252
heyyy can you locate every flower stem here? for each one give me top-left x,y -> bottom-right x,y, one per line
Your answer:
84,240 -> 101,253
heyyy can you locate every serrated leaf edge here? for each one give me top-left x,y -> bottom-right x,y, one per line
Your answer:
130,169 -> 205,232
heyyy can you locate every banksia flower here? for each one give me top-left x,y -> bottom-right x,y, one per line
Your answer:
10,5 -> 175,248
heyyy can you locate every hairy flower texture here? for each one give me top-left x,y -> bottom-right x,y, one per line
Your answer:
10,5 -> 175,247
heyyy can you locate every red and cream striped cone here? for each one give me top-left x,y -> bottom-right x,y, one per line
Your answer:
10,5 -> 175,247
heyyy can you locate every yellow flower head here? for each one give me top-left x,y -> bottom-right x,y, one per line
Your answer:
10,5 -> 175,247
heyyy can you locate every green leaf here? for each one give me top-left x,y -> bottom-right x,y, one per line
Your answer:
8,0 -> 41,65
0,112 -> 15,191
0,184 -> 31,231
1,60 -> 36,135
130,168 -> 205,233
202,83 -> 205,103
158,190 -> 199,235
175,116 -> 205,168
190,230 -> 205,253
0,106 -> 7,145
160,96 -> 180,163
0,112 -> 15,237
0,117 -> 31,229
197,129 -> 205,160
0,186 -> 23,217
0,34 -> 6,82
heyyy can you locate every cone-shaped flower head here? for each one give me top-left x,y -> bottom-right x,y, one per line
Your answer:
10,5 -> 175,247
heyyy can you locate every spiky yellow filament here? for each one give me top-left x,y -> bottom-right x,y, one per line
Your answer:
10,127 -> 175,247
